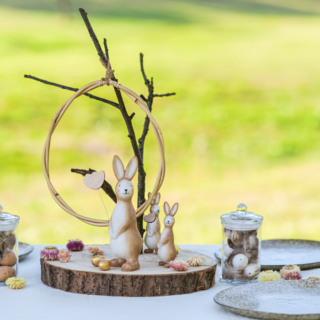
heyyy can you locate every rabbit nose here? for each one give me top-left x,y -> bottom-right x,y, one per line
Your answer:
124,189 -> 127,192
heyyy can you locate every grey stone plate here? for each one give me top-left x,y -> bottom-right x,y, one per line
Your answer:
214,280 -> 320,320
19,242 -> 34,261
214,239 -> 320,270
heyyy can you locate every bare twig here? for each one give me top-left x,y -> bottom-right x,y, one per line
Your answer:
78,9 -> 146,240
137,53 -> 176,213
153,93 -> 176,97
71,168 -> 117,203
79,8 -> 109,68
24,75 -> 119,108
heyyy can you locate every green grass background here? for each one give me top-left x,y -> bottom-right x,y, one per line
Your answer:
1,0 -> 320,245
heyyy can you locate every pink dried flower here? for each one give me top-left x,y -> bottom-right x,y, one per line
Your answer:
88,246 -> 104,256
284,272 -> 302,280
58,249 -> 72,263
66,239 -> 84,251
40,246 -> 59,261
169,260 -> 189,271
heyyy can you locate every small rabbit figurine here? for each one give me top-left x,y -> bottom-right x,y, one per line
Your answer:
157,201 -> 179,265
109,155 -> 142,272
144,192 -> 161,254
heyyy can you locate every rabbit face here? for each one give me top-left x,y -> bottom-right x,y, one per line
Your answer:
164,215 -> 175,227
151,204 -> 160,216
116,179 -> 134,200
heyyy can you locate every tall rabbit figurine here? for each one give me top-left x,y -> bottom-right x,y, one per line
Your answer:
144,192 -> 161,254
157,201 -> 179,265
109,155 -> 142,272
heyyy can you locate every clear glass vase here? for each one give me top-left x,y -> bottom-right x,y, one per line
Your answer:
0,205 -> 20,285
220,203 -> 263,286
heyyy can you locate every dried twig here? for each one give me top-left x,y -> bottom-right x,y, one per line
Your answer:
137,53 -> 176,210
78,9 -> 146,239
153,93 -> 176,97
24,75 -> 119,108
71,168 -> 117,203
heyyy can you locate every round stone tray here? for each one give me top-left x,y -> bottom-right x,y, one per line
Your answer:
214,239 -> 320,270
214,279 -> 320,320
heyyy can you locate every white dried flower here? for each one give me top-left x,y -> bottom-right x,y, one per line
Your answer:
186,256 -> 205,267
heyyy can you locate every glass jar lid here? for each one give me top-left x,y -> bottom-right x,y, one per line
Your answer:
0,205 -> 20,231
220,203 -> 263,230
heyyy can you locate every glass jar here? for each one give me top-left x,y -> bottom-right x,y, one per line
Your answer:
0,204 -> 20,285
220,203 -> 263,286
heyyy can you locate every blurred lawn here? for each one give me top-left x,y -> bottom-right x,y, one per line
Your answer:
1,0 -> 320,245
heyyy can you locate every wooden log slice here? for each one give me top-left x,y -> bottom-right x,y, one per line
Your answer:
41,246 -> 217,297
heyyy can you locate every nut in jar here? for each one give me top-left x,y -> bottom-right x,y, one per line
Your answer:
220,203 -> 263,285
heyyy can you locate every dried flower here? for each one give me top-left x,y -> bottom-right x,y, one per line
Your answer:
284,272 -> 302,280
58,249 -> 72,263
88,246 -> 104,256
40,246 -> 59,261
175,245 -> 181,253
66,239 -> 84,251
5,277 -> 27,289
280,264 -> 300,278
259,270 -> 280,282
169,260 -> 189,271
186,256 -> 205,267
308,276 -> 320,280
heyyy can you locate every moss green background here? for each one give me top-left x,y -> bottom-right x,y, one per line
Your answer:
1,0 -> 320,245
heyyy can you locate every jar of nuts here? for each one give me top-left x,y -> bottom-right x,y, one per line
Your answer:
220,203 -> 263,286
0,204 -> 20,285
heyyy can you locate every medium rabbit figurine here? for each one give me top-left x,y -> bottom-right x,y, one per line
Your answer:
109,155 -> 142,272
144,192 -> 161,254
157,201 -> 179,265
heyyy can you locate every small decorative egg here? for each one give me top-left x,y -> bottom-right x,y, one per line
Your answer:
244,263 -> 260,279
232,253 -> 248,270
0,251 -> 17,267
91,255 -> 105,267
223,243 -> 234,258
0,266 -> 16,282
98,259 -> 111,271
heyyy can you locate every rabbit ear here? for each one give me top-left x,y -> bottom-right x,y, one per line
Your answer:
155,193 -> 161,204
124,156 -> 138,180
113,155 -> 125,181
164,202 -> 170,215
170,203 -> 179,216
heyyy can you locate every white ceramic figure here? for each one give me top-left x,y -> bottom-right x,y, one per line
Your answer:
144,192 -> 161,254
157,201 -> 179,263
108,155 -> 142,272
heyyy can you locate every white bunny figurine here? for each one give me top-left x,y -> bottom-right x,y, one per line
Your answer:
157,201 -> 179,264
144,192 -> 161,254
109,155 -> 142,272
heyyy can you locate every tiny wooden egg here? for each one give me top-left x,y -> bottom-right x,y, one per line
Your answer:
232,253 -> 248,270
91,255 -> 105,267
0,251 -> 17,267
98,259 -> 111,271
0,266 -> 16,281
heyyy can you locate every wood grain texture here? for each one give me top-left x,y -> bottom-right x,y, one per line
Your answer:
41,259 -> 216,296
40,246 -> 217,296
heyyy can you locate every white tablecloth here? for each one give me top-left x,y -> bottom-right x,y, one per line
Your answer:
2,244 -> 320,320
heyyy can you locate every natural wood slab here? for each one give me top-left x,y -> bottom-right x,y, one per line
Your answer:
41,246 -> 217,296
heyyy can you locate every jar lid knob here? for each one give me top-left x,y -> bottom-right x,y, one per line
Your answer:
237,203 -> 247,212
0,205 -> 3,213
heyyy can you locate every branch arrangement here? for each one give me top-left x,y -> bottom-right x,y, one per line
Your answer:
25,8 -> 175,239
